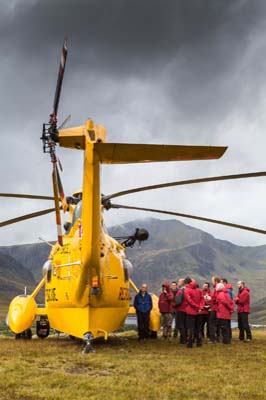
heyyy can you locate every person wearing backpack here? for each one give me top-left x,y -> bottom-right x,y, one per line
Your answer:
221,278 -> 234,339
175,278 -> 187,344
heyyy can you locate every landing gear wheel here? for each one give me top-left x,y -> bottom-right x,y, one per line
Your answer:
82,332 -> 95,354
15,329 -> 32,340
150,330 -> 157,339
82,342 -> 95,354
36,318 -> 50,339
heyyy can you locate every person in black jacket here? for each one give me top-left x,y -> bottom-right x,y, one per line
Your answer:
134,283 -> 153,340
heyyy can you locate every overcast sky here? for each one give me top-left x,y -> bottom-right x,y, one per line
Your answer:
2,0 -> 266,247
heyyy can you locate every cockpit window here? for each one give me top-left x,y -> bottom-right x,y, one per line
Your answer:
103,222 -> 109,234
72,201 -> 82,226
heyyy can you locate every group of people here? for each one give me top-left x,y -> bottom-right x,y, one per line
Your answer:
133,276 -> 252,348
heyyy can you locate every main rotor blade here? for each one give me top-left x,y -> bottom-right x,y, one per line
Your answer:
0,208 -> 55,228
110,204 -> 266,235
0,193 -> 54,200
103,171 -> 266,201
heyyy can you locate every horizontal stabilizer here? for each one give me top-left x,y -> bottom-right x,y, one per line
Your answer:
94,143 -> 227,164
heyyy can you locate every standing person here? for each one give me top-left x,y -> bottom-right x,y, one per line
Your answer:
184,277 -> 204,348
175,278 -> 187,344
221,278 -> 234,300
134,283 -> 153,341
221,278 -> 234,338
209,276 -> 221,343
234,281 -> 252,342
216,283 -> 234,344
158,282 -> 173,339
199,282 -> 212,341
170,281 -> 178,338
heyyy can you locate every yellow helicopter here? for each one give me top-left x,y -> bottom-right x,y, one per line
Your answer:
2,40 -> 266,352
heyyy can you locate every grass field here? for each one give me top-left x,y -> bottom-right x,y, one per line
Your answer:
0,329 -> 266,400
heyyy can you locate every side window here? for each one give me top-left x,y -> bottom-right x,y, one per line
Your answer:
122,259 -> 133,282
42,260 -> 52,283
72,201 -> 82,226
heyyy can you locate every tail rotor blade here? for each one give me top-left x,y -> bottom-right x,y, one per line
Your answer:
52,167 -> 63,245
58,113 -> 71,130
42,39 -> 68,153
52,38 -> 68,122
57,157 -> 63,172
55,164 -> 67,212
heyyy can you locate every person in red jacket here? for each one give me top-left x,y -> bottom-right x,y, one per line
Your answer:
199,282 -> 212,341
221,278 -> 234,339
209,276 -> 221,343
158,282 -> 173,339
216,283 -> 234,344
184,277 -> 204,348
234,281 -> 252,341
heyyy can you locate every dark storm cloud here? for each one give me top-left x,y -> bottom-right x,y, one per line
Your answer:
2,0 -> 266,130
2,0 -> 266,246
1,1 -> 263,74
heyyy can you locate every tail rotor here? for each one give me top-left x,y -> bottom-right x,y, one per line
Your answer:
41,38 -> 69,245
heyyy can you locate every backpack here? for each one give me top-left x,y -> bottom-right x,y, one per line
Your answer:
175,289 -> 184,306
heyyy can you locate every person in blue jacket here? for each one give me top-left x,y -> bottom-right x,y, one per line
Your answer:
134,283 -> 153,340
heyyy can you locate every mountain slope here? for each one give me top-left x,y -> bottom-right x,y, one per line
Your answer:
0,250 -> 37,301
110,218 -> 266,303
0,218 -> 265,321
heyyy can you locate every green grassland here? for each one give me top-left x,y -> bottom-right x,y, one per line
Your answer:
0,330 -> 266,400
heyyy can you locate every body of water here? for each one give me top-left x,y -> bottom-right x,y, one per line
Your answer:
125,315 -> 239,329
